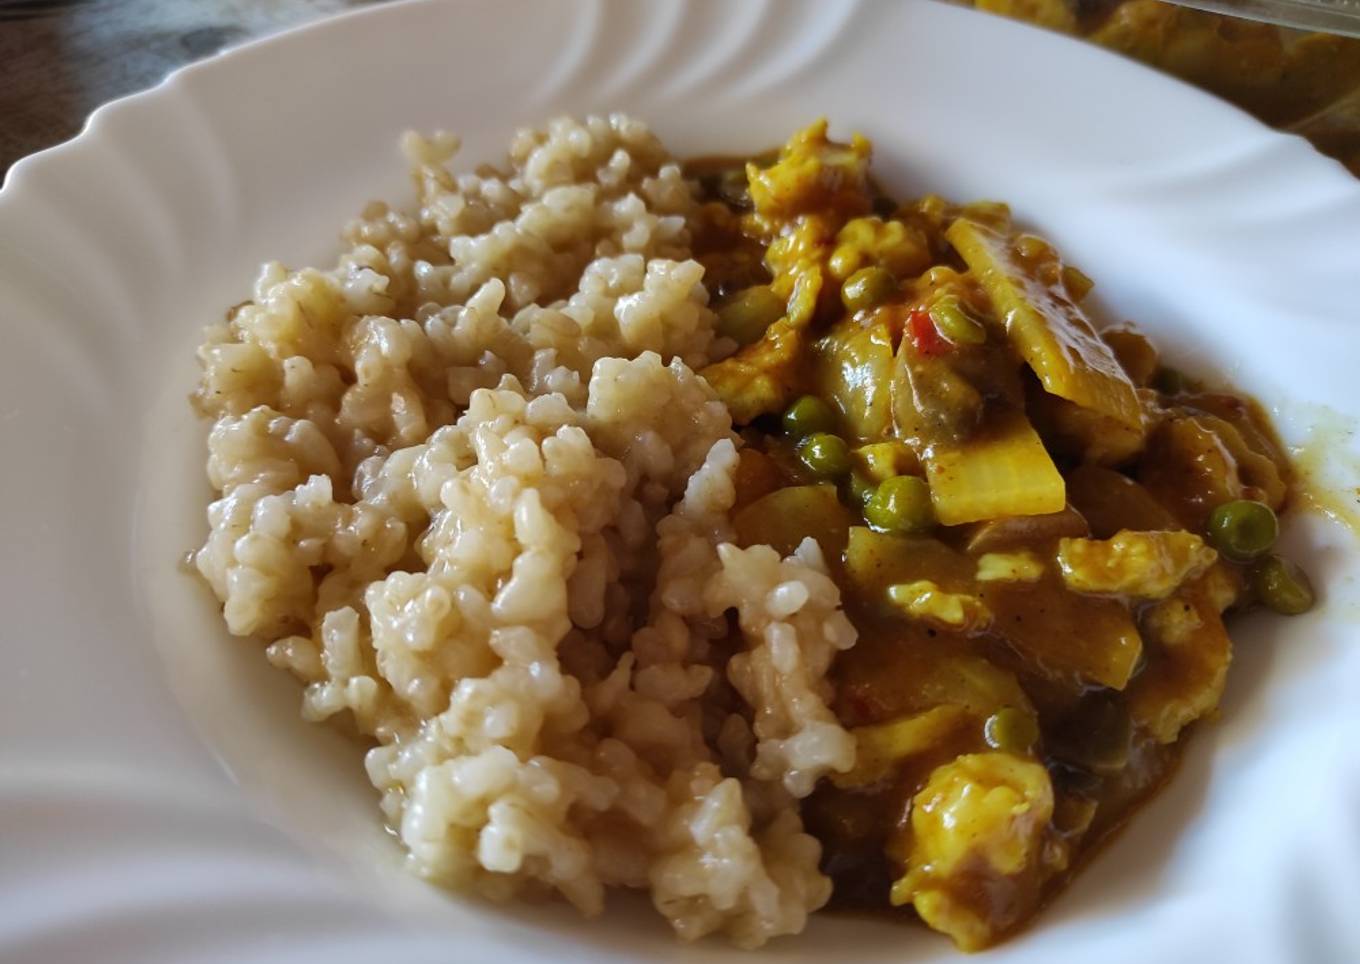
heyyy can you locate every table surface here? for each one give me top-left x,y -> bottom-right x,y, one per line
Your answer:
0,0 -> 387,178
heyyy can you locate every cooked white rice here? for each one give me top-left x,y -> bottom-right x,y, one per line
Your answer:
192,114 -> 858,947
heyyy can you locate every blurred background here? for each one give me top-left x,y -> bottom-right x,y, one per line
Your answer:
0,0 -> 386,175
974,0 -> 1360,174
2,0 -> 1358,177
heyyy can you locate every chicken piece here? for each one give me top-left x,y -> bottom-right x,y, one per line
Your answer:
1182,407 -> 1288,510
827,215 -> 932,282
886,580 -> 993,634
1101,323 -> 1159,387
890,752 -> 1058,951
1181,392 -> 1288,467
1138,413 -> 1246,530
700,318 -> 805,424
1140,404 -> 1287,526
1207,410 -> 1289,508
1027,382 -> 1148,466
1057,530 -> 1217,600
747,118 -> 872,227
1127,563 -> 1240,743
761,214 -> 833,327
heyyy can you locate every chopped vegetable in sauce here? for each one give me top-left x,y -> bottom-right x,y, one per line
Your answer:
687,120 -> 1311,951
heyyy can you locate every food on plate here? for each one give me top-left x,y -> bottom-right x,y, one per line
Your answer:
971,0 -> 1360,175
190,115 -> 1312,950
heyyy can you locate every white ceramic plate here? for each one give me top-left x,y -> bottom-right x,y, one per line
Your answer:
3,1 -> 1359,961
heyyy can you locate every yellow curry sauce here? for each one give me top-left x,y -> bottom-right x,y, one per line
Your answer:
686,121 -> 1315,951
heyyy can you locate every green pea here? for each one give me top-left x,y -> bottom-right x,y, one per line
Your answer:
797,433 -> 852,479
1152,366 -> 1186,395
782,395 -> 838,439
717,285 -> 784,346
1014,234 -> 1052,260
1252,554 -> 1315,615
863,475 -> 935,534
1206,499 -> 1279,563
846,470 -> 876,508
841,266 -> 898,314
927,298 -> 986,346
1062,265 -> 1095,302
960,200 -> 1011,230
984,707 -> 1040,754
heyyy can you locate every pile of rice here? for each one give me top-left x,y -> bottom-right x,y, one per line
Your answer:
192,115 -> 859,947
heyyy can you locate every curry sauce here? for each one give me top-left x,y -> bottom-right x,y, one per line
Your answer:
686,121 -> 1314,950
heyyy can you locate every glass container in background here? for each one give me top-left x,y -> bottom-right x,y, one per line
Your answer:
964,0 -> 1360,174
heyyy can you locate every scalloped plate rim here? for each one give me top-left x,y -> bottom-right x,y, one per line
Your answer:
2,2 -> 1359,963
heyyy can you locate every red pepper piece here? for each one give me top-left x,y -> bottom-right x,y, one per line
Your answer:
907,306 -> 950,357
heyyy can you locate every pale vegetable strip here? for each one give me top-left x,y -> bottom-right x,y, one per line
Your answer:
946,218 -> 1142,430
925,407 -> 1066,525
832,705 -> 972,789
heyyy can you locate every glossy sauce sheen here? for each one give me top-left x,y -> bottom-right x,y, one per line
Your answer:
686,128 -> 1303,950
